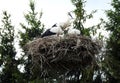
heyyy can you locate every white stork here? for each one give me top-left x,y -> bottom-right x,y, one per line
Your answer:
41,23 -> 64,38
67,12 -> 81,36
67,28 -> 80,36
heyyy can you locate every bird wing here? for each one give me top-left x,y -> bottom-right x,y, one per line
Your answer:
41,29 -> 56,37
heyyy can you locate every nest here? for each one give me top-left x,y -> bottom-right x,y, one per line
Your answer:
24,35 -> 101,78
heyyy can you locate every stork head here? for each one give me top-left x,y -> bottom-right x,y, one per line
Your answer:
59,20 -> 71,31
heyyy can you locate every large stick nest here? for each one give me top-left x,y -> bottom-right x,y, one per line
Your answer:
24,35 -> 101,78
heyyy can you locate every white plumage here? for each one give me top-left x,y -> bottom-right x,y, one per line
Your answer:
41,11 -> 80,38
41,24 -> 64,38
67,28 -> 80,36
60,12 -> 80,36
50,26 -> 64,35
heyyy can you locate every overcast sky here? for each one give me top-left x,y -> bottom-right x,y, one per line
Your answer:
0,0 -> 111,29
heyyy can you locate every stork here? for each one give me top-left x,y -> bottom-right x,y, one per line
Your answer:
41,23 -> 64,38
64,12 -> 81,36
67,28 -> 80,36
66,12 -> 81,46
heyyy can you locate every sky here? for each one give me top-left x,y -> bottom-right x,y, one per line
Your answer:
0,0 -> 111,29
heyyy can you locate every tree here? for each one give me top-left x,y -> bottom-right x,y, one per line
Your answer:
19,0 -> 44,81
70,0 -> 104,83
0,11 -> 25,83
71,0 -> 85,35
103,0 -> 120,82
20,0 -> 44,46
71,0 -> 99,37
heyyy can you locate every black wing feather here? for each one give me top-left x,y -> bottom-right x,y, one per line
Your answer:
41,29 -> 56,38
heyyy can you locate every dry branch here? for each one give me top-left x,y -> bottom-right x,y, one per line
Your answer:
24,35 -> 101,78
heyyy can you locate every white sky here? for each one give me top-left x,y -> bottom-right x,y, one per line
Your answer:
0,0 -> 111,29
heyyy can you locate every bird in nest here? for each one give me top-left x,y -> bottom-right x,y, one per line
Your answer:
41,12 -> 81,39
41,23 -> 65,38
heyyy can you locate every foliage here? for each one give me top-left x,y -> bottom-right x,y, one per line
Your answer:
0,11 -> 25,83
103,0 -> 120,82
19,0 -> 44,81
70,0 -> 104,82
71,0 -> 103,37
20,0 -> 44,46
